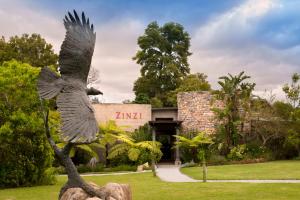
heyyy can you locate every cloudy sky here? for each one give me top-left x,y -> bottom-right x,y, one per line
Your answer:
1,0 -> 299,102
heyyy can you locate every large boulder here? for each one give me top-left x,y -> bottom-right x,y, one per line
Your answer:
60,182 -> 131,200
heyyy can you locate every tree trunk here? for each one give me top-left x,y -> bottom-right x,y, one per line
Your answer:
202,159 -> 207,183
151,159 -> 156,177
39,104 -> 109,200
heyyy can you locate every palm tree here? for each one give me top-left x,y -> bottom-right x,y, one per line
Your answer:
174,131 -> 213,182
213,71 -> 255,153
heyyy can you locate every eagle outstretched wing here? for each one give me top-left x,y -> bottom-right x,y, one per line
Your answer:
57,91 -> 98,143
37,11 -> 98,143
59,10 -> 96,82
58,11 -> 98,143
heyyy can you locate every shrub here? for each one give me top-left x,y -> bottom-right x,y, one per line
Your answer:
208,154 -> 227,165
0,61 -> 55,187
77,164 -> 104,174
227,144 -> 247,160
103,165 -> 137,172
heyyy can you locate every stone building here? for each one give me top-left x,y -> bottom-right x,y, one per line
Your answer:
93,91 -> 224,164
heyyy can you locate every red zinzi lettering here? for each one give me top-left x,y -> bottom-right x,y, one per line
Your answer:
115,112 -> 142,120
115,112 -> 121,119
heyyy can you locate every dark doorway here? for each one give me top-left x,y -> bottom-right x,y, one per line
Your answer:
157,134 -> 173,161
150,121 -> 180,162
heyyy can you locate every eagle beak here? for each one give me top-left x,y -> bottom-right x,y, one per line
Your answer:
86,87 -> 103,95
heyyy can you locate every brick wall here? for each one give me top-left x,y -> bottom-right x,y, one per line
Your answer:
177,91 -> 223,134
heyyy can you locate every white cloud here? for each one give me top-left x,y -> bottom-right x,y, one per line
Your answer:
0,0 -> 144,103
193,0 -> 277,49
1,0 -> 298,103
0,0 -> 64,52
92,19 -> 144,102
190,0 -> 298,101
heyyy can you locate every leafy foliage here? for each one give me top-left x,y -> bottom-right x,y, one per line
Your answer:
174,131 -> 213,182
283,73 -> 300,108
133,21 -> 191,106
0,61 -> 54,187
166,73 -> 211,106
227,144 -> 247,160
174,131 -> 213,160
213,71 -> 255,154
0,34 -> 58,68
107,131 -> 162,164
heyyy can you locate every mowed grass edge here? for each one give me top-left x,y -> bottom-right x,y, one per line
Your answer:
181,160 -> 300,180
0,170 -> 300,200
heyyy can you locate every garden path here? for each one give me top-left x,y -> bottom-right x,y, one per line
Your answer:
156,164 -> 198,182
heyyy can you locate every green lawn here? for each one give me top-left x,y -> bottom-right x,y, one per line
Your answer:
181,160 -> 300,180
1,171 -> 300,200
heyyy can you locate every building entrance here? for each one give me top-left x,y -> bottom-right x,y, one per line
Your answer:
149,120 -> 181,164
156,128 -> 176,162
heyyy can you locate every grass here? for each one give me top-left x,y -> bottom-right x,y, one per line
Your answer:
1,170 -> 300,200
181,160 -> 300,180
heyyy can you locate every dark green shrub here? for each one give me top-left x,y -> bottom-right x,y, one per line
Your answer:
103,165 -> 136,172
76,164 -> 104,173
208,154 -> 227,165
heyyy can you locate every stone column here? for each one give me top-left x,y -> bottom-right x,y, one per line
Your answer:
174,126 -> 181,166
151,127 -> 157,176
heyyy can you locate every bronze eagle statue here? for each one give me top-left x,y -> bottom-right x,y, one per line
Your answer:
37,10 -> 101,143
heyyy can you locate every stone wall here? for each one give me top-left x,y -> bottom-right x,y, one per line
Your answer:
177,91 -> 223,134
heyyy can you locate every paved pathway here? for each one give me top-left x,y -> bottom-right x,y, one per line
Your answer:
156,164 -> 198,182
156,164 -> 300,183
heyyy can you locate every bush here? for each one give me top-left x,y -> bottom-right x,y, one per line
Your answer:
109,154 -> 135,167
0,61 -> 55,187
227,144 -> 247,160
103,165 -> 137,172
208,154 -> 227,165
77,164 -> 104,173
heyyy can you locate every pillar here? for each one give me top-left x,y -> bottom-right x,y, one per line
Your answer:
174,126 -> 181,166
151,127 -> 157,176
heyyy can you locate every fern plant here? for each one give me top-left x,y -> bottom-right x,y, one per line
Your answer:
107,132 -> 162,163
174,131 -> 213,182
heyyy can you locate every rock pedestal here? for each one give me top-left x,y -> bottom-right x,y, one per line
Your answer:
60,182 -> 131,200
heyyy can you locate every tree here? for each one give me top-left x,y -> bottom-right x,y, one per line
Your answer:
273,101 -> 294,120
249,99 -> 282,147
166,73 -> 211,106
174,132 -> 213,182
87,66 -> 100,87
133,21 -> 191,106
0,34 -> 58,68
280,73 -> 300,158
283,73 -> 300,108
133,93 -> 150,104
213,71 -> 255,154
0,60 -> 54,187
